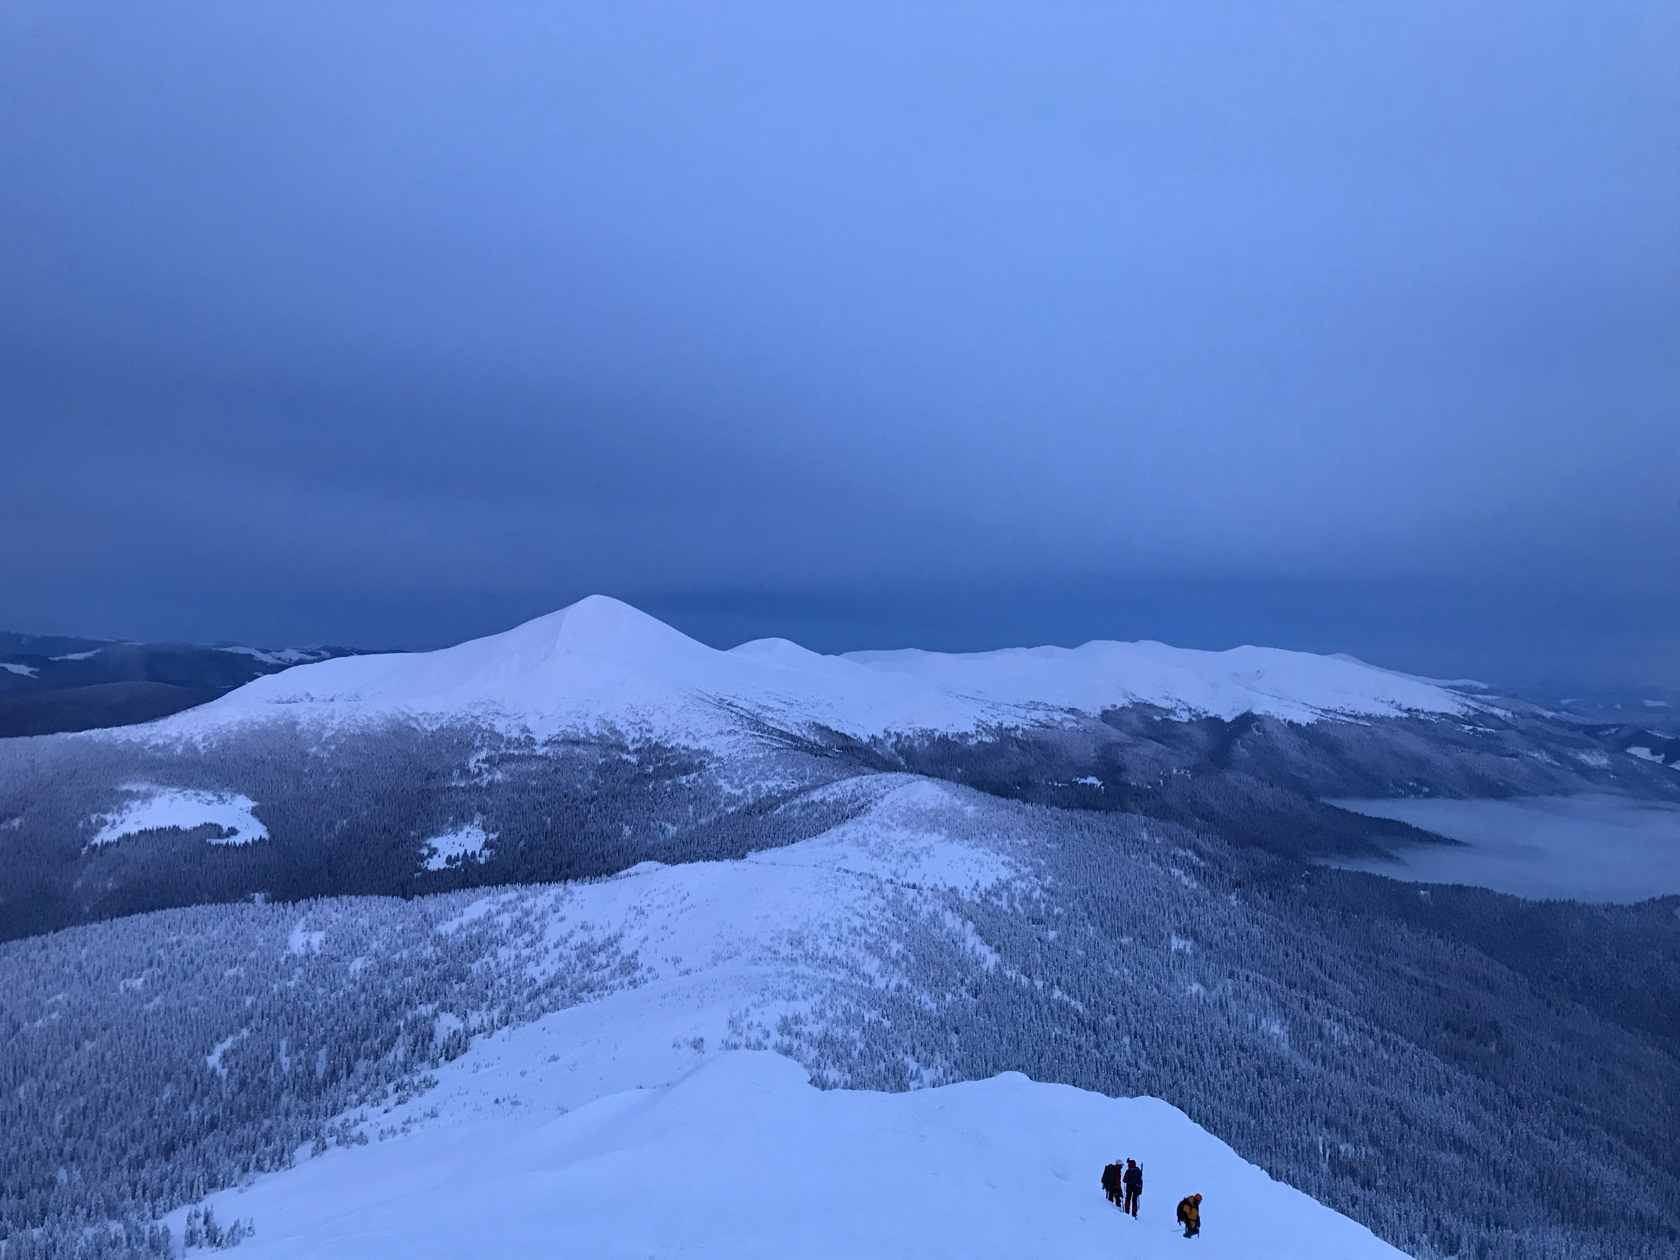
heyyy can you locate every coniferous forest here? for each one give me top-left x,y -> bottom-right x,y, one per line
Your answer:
0,753 -> 1674,1260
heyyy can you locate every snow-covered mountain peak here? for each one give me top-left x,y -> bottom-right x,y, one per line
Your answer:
156,595 -> 986,743
727,635 -> 831,667
500,593 -> 714,668
143,595 -> 1471,744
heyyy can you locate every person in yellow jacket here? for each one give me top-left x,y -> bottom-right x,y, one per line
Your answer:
1176,1193 -> 1202,1238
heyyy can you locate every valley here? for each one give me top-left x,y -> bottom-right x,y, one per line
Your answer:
1328,793 -> 1680,902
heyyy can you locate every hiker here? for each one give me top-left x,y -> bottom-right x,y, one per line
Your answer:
1176,1193 -> 1202,1238
1101,1161 -> 1122,1205
1122,1159 -> 1143,1218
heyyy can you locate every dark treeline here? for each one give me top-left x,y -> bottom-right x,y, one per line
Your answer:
0,888 -> 636,1256
2,702 -> 1673,942
0,722 -> 864,941
878,705 -> 1679,857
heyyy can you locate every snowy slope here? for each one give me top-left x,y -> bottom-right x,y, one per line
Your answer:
179,1051 -> 1407,1260
147,594 -> 1468,744
166,781 -> 1408,1259
846,639 -> 1469,724
408,773 -> 1022,1062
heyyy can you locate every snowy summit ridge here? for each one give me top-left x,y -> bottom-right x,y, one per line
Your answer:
156,594 -> 1469,742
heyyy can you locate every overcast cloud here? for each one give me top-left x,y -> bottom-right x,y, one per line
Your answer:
2,2 -> 1674,683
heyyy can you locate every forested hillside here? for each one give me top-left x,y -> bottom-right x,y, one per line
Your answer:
1,694 -> 1674,942
1,781 -> 1674,1260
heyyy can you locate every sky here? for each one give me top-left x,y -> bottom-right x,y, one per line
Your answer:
2,2 -> 1675,685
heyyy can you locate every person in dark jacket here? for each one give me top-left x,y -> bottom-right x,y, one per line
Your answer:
1122,1159 -> 1143,1218
1176,1193 -> 1202,1238
1101,1161 -> 1122,1205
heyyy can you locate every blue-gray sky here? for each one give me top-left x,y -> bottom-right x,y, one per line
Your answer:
2,2 -> 1675,684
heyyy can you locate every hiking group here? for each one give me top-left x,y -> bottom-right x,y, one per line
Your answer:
1099,1158 -> 1202,1239
1100,1158 -> 1143,1217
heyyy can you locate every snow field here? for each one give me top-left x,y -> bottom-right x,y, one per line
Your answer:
89,784 -> 268,846
420,819 -> 494,871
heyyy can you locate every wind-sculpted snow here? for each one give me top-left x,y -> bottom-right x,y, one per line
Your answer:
172,1051 -> 1407,1260
134,594 -> 1471,747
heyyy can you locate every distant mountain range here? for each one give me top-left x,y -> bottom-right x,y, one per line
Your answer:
0,630 -> 372,737
151,593 -> 1481,740
2,595 -> 1674,943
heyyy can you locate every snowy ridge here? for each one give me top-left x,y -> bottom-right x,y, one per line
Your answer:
182,1052 -> 1406,1260
428,774 -> 1020,1018
163,778 -> 1407,1260
845,639 -> 1469,723
143,595 -> 1469,744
